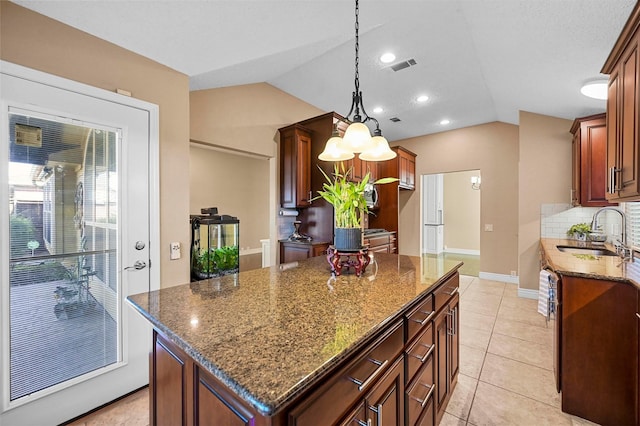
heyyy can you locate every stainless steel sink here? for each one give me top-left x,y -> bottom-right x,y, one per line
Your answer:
556,245 -> 619,256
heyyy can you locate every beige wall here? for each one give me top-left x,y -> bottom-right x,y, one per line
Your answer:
518,111 -> 573,290
394,122 -> 519,276
189,145 -> 269,251
1,2 -> 191,287
443,170 -> 481,252
190,84 -> 323,158
189,84 -> 323,264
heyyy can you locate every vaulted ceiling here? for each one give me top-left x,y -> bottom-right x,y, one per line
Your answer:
12,0 -> 637,142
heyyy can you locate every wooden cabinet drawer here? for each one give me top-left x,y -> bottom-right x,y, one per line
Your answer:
406,323 -> 435,383
406,295 -> 434,343
367,234 -> 391,247
434,274 -> 459,313
406,356 -> 435,426
289,320 -> 404,425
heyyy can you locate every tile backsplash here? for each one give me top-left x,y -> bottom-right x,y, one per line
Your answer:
540,204 -> 599,238
540,203 -> 623,241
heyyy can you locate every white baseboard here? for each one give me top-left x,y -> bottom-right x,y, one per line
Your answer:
445,248 -> 480,256
517,288 -> 539,300
478,271 -> 519,284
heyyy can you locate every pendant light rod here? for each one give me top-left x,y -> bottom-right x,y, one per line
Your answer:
318,0 -> 397,162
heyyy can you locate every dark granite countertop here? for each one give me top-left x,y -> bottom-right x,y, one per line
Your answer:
127,253 -> 461,416
540,238 -> 640,289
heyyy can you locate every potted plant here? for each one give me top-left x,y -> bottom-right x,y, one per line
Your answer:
566,223 -> 591,241
315,164 -> 397,251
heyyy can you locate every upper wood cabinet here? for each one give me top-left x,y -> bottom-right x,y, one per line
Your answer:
346,155 -> 378,182
569,114 -> 616,207
279,124 -> 312,208
394,147 -> 417,190
602,3 -> 640,201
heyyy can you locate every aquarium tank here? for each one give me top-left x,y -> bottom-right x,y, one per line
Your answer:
190,207 -> 239,281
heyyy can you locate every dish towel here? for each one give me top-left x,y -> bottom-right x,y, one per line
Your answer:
538,269 -> 551,318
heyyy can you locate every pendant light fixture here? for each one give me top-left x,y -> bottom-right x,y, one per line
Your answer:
318,0 -> 396,162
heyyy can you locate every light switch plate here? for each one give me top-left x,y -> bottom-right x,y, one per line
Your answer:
170,242 -> 181,260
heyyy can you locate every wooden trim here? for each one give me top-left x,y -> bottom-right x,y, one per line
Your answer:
602,2 -> 640,73
569,112 -> 606,134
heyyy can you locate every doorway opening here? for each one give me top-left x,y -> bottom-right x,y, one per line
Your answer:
422,170 -> 481,276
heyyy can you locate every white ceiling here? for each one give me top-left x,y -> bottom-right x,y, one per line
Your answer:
11,0 -> 636,142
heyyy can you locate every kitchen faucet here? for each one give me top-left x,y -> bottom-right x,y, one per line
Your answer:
590,207 -> 632,260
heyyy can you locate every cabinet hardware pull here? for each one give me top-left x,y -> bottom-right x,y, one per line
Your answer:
411,309 -> 435,326
356,421 -> 367,426
411,383 -> 435,408
411,343 -> 435,363
444,286 -> 459,296
348,358 -> 389,391
609,166 -> 615,194
367,404 -> 383,425
636,313 -> 640,320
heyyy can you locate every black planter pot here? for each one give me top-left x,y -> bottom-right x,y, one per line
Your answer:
334,227 -> 362,251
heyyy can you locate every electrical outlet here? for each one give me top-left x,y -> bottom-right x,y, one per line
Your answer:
484,224 -> 494,232
510,270 -> 517,277
170,242 -> 181,260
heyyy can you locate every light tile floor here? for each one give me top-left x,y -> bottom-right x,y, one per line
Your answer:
67,275 -> 600,426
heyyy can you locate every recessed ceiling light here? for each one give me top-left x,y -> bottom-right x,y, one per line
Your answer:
373,107 -> 383,114
440,119 -> 451,125
580,80 -> 608,100
380,52 -> 396,64
417,95 -> 429,103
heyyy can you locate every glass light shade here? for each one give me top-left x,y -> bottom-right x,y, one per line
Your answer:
318,135 -> 355,161
338,122 -> 374,153
359,135 -> 397,161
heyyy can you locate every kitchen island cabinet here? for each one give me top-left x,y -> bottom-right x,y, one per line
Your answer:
128,254 -> 462,425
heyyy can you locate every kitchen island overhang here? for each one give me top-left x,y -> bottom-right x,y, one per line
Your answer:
128,253 -> 462,424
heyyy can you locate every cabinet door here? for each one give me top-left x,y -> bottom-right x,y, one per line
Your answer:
572,130 -> 580,206
397,148 -> 416,190
195,367 -> 256,426
615,37 -> 640,200
607,70 -> 620,199
338,401 -> 367,426
364,356 -> 404,426
449,295 -> 460,384
434,308 -> 449,417
579,118 -> 610,206
280,126 -> 311,208
280,243 -> 311,263
153,333 -> 187,426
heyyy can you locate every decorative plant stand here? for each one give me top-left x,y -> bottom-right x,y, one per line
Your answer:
326,246 -> 370,277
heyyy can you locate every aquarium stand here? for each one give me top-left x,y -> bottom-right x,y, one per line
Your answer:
326,246 -> 370,277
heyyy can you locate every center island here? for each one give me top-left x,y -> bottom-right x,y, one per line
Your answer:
127,252 -> 462,426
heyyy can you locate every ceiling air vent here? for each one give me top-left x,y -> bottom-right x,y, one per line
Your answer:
390,58 -> 417,72
390,117 -> 401,122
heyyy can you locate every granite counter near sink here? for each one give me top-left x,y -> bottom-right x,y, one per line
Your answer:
540,238 -> 640,289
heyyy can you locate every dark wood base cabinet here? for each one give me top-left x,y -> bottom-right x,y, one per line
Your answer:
150,273 -> 460,426
560,276 -> 638,425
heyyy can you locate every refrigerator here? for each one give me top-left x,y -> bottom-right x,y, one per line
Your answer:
423,174 -> 444,254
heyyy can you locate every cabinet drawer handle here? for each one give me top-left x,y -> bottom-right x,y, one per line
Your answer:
636,313 -> 640,320
444,286 -> 459,296
411,343 -> 435,363
348,358 -> 389,392
368,404 -> 382,425
411,383 -> 435,408
411,309 -> 435,326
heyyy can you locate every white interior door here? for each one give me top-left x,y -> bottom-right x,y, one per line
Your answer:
0,62 -> 159,425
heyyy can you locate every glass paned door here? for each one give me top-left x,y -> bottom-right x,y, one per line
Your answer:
8,111 -> 120,400
1,64 -> 155,425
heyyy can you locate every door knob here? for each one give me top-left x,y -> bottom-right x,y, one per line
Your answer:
124,260 -> 147,271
